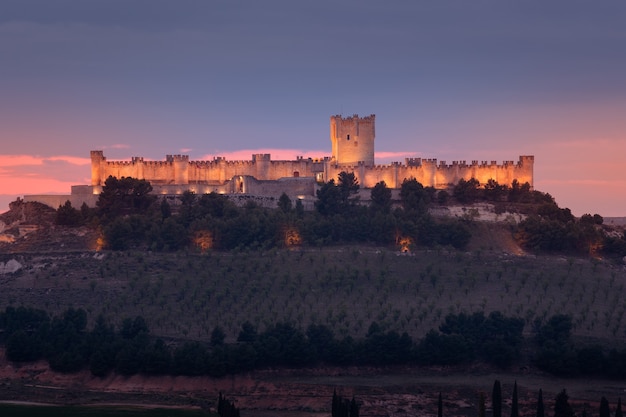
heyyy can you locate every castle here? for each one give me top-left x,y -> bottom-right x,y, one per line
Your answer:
26,114 -> 534,209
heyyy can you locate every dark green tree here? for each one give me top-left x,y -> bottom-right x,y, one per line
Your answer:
160,197 -> 171,220
453,178 -> 480,204
438,392 -> 443,417
478,392 -> 486,417
511,381 -> 519,417
400,177 -> 429,213
211,326 -> 226,347
554,390 -> 575,417
337,171 -> 360,206
278,192 -> 292,213
537,389 -> 545,417
370,181 -> 392,213
237,321 -> 258,343
600,397 -> 610,417
315,179 -> 342,215
96,176 -> 155,220
493,380 -> 502,417
56,200 -> 82,226
295,198 -> 304,218
350,397 -> 359,417
484,179 -> 507,202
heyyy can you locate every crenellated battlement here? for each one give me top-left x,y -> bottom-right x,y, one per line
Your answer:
166,155 -> 190,163
87,114 -> 533,191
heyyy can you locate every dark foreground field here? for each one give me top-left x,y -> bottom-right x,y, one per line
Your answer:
0,360 -> 623,417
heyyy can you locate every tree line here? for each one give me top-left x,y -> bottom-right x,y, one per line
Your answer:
53,174 -> 625,258
2,307 -> 626,379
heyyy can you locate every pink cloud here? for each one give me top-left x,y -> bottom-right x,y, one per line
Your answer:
374,151 -> 420,163
198,149 -> 328,161
0,154 -> 89,196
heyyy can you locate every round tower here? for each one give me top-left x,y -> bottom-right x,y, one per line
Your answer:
330,114 -> 375,167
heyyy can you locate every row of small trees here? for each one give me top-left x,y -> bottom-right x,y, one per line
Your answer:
3,307 -> 626,379
223,382 -> 619,417
484,380 -> 622,417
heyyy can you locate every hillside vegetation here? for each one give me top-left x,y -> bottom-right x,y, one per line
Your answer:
1,175 -> 626,380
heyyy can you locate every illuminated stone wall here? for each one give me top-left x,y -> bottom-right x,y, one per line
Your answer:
330,114 -> 375,167
88,114 -> 534,199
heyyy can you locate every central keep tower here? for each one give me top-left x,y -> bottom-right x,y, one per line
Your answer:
330,114 -> 375,167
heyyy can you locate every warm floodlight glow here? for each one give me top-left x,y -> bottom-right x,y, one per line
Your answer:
95,235 -> 105,251
193,230 -> 214,252
284,227 -> 302,247
397,236 -> 413,253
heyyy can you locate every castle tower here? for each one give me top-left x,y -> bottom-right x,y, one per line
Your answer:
330,114 -> 375,167
90,150 -> 105,186
167,154 -> 190,184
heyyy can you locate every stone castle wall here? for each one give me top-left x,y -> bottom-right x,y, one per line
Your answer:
86,114 -> 533,202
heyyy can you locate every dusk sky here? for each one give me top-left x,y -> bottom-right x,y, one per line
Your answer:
1,1 -> 625,216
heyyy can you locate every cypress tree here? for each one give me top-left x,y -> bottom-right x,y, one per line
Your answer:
350,396 -> 360,417
617,398 -> 623,417
600,396 -> 610,417
478,392 -> 486,417
493,380 -> 502,417
537,389 -> 545,417
511,381 -> 519,417
438,392 -> 443,417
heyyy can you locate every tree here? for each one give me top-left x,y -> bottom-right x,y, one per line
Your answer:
616,398 -> 623,417
600,397 -> 610,417
492,380 -> 502,417
160,198 -> 172,220
237,321 -> 258,343
484,179 -> 507,202
350,397 -> 359,417
56,200 -> 82,226
453,178 -> 480,204
400,177 -> 429,213
96,176 -> 155,220
218,393 -> 241,417
278,192 -> 292,213
370,181 -> 392,213
337,171 -> 360,206
535,389 -> 545,417
478,392 -> 486,417
438,392 -> 443,417
511,381 -> 519,417
295,198 -> 304,218
315,179 -> 342,215
211,326 -> 226,347
554,390 -> 575,417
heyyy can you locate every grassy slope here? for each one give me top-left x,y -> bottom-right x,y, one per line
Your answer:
2,220 -> 625,346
